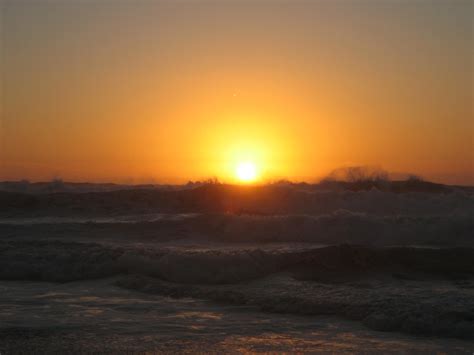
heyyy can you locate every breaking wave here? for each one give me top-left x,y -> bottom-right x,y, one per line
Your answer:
116,272 -> 474,340
190,211 -> 473,246
2,210 -> 472,247
1,241 -> 472,283
1,185 -> 473,340
1,240 -> 473,340
2,186 -> 473,217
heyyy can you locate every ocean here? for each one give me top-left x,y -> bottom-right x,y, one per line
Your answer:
0,184 -> 473,352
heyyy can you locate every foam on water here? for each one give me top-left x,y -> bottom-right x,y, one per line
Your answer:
1,186 -> 473,346
0,213 -> 198,225
0,279 -> 473,353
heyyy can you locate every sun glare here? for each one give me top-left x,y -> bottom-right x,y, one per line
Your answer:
236,161 -> 258,182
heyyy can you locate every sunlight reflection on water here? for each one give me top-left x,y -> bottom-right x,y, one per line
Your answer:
0,279 -> 472,353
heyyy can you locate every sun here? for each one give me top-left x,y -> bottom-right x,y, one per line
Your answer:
236,161 -> 258,182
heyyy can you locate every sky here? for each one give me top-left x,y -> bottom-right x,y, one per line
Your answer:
1,0 -> 473,184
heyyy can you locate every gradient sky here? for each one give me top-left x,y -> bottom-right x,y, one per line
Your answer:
1,0 -> 473,184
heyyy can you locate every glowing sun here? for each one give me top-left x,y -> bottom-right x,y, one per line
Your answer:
236,161 -> 258,182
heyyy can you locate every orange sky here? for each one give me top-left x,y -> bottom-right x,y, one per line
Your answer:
1,0 -> 473,184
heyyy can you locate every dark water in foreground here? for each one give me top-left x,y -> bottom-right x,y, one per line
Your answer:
1,279 -> 473,353
0,195 -> 473,353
